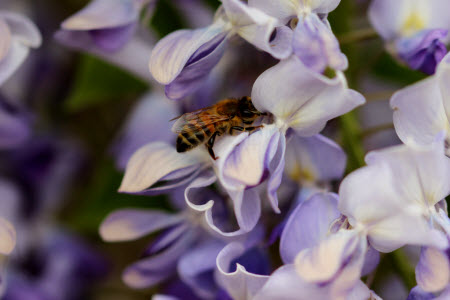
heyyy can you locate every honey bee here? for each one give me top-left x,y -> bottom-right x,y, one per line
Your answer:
171,96 -> 266,160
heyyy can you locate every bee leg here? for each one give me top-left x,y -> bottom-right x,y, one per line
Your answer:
244,125 -> 264,132
230,126 -> 244,135
206,132 -> 219,160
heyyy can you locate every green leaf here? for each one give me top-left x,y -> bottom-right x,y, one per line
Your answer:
64,55 -> 148,112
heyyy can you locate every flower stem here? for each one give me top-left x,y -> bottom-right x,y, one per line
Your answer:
338,28 -> 379,45
387,249 -> 416,291
339,111 -> 366,172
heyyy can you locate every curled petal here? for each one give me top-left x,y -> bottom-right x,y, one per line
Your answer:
218,125 -> 281,190
252,56 -> 365,135
280,192 -> 340,264
149,22 -> 228,85
164,33 -> 227,100
215,242 -> 269,300
61,0 -> 142,30
416,246 -> 450,293
119,142 -> 203,193
99,209 -> 184,242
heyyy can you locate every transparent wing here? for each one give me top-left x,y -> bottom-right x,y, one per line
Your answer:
171,110 -> 231,134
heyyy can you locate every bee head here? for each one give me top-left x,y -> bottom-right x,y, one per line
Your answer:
238,96 -> 266,121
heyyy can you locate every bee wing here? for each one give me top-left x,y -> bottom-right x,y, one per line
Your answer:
171,110 -> 231,134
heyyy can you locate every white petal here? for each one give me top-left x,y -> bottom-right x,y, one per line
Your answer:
251,56 -> 364,135
99,209 -> 184,242
0,217 -> 15,255
61,0 -> 142,30
0,19 -> 11,61
391,76 -> 449,147
119,142 -> 202,193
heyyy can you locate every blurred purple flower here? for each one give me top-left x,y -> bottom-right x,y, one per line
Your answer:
0,97 -> 30,150
0,11 -> 41,86
369,0 -> 450,74
100,188 -> 263,297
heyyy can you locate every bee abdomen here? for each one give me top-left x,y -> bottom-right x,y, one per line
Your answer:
176,131 -> 208,153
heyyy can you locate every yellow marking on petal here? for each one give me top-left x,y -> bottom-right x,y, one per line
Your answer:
289,166 -> 316,183
402,12 -> 426,36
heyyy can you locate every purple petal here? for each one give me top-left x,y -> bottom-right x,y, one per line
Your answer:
0,101 -> 30,149
293,14 -> 347,73
361,245 -> 380,276
397,29 -> 448,75
89,23 -> 136,52
280,192 -> 340,264
55,30 -> 154,81
416,246 -> 450,293
266,133 -> 286,213
284,134 -> 347,184
123,230 -> 197,288
149,22 -> 228,91
0,12 -> 42,47
178,240 -> 225,298
165,32 -> 227,100
99,209 -> 184,242
118,142 -> 203,193
407,286 -> 434,300
61,0 -> 142,30
215,242 -> 269,300
0,18 -> 11,61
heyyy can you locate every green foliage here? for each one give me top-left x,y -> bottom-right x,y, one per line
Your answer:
64,55 -> 148,112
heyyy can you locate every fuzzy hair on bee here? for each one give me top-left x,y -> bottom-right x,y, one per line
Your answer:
170,96 -> 266,160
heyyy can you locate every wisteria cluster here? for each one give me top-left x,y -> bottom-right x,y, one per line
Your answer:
2,0 -> 450,299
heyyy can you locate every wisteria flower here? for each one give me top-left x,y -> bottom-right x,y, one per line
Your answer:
56,0 -> 155,81
391,52 -> 450,153
215,193 -> 380,300
250,0 -> 348,73
369,0 -> 450,74
149,0 -> 293,100
0,10 -> 41,86
100,187 -> 263,297
0,97 -> 30,150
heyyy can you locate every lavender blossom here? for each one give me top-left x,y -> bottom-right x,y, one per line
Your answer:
369,0 -> 450,74
149,0 -> 293,100
0,11 -> 41,86
250,0 -> 347,73
391,52 -> 450,154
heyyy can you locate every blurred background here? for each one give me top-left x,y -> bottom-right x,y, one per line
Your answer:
0,0 -> 430,299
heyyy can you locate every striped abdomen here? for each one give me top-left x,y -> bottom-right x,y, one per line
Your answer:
176,121 -> 221,153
